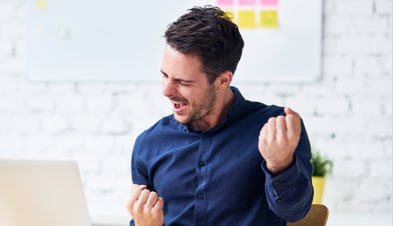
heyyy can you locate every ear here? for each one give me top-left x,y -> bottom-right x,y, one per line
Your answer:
215,70 -> 233,89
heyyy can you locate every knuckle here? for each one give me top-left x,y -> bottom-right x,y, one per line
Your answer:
134,203 -> 145,212
150,191 -> 158,197
277,115 -> 285,121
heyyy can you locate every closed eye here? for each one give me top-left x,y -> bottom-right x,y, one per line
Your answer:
161,70 -> 194,87
176,79 -> 193,86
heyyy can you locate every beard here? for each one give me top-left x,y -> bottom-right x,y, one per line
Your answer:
174,84 -> 217,126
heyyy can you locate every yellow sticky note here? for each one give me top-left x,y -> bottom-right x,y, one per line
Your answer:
238,10 -> 256,29
37,0 -> 46,9
260,10 -> 279,28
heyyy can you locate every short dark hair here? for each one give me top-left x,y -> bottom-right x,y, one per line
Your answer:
164,5 -> 244,83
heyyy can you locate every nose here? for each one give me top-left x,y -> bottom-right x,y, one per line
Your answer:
162,78 -> 175,98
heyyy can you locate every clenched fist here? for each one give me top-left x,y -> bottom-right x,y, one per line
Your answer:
127,184 -> 164,226
258,107 -> 301,174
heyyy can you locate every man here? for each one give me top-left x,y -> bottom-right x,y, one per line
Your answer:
127,5 -> 313,226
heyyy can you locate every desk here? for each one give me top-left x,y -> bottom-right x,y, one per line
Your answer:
91,213 -> 392,226
327,213 -> 391,226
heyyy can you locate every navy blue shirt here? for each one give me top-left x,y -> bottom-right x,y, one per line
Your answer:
130,87 -> 313,226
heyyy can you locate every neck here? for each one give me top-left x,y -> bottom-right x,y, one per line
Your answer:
191,87 -> 235,132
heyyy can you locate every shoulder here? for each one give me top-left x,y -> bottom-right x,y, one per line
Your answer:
230,86 -> 285,119
242,100 -> 285,119
132,115 -> 173,158
136,115 -> 173,141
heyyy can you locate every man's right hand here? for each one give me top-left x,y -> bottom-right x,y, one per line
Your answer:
127,184 -> 164,226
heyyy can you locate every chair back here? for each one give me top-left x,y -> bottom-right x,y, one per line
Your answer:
286,204 -> 329,226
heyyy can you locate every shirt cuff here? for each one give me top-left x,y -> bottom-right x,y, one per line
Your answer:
261,156 -> 300,188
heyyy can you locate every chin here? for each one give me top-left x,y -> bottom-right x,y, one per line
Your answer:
174,115 -> 190,125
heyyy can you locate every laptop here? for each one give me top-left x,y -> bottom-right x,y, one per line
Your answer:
0,159 -> 92,226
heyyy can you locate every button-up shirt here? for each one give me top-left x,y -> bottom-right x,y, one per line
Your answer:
130,86 -> 313,226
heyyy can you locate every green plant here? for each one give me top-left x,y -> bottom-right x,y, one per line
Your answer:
311,150 -> 333,176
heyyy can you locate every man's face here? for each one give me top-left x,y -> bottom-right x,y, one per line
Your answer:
161,45 -> 217,128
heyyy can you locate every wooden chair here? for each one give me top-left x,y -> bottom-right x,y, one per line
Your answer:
287,204 -> 329,226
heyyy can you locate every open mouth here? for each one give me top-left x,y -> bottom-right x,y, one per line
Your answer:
172,100 -> 188,113
174,101 -> 188,109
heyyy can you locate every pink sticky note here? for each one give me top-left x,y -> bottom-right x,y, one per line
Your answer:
261,0 -> 278,5
217,0 -> 234,6
239,0 -> 256,5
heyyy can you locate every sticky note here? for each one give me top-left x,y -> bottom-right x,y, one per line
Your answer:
216,0 -> 234,6
36,0 -> 46,9
261,0 -> 279,6
239,0 -> 256,5
238,10 -> 256,29
260,10 -> 279,28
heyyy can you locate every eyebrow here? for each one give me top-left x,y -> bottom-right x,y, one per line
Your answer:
160,70 -> 195,84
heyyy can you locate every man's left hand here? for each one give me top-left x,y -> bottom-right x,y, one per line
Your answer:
258,107 -> 301,174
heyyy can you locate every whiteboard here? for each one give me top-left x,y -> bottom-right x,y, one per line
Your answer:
26,0 -> 322,82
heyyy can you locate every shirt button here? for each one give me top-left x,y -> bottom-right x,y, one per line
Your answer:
198,161 -> 205,166
197,194 -> 204,199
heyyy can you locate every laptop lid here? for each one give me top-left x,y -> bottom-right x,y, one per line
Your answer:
0,159 -> 92,226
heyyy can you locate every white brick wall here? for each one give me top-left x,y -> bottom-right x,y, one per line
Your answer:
0,0 -> 391,220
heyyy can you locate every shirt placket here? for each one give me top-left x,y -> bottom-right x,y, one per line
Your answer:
194,133 -> 211,226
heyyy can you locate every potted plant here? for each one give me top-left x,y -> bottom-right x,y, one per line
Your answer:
311,149 -> 333,204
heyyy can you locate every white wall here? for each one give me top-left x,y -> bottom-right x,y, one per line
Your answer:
0,0 -> 391,220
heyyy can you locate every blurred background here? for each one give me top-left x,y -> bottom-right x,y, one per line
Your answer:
0,0 -> 391,225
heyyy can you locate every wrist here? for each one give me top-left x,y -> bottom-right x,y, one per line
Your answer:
266,157 -> 294,175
